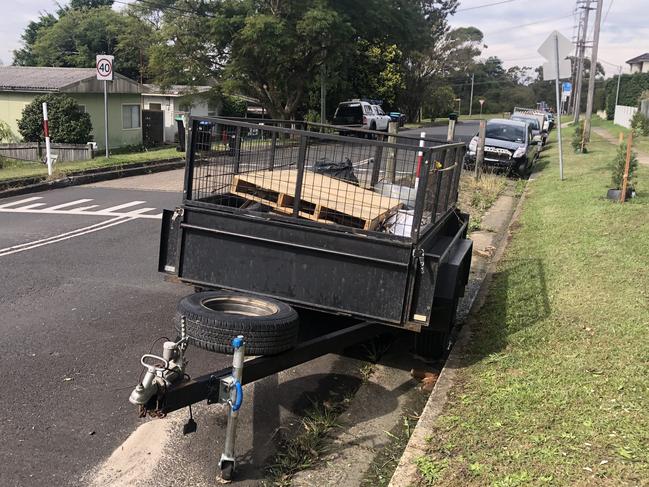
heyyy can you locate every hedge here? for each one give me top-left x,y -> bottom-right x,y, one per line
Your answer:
605,72 -> 649,119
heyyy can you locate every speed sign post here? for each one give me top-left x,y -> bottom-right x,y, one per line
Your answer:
96,55 -> 114,157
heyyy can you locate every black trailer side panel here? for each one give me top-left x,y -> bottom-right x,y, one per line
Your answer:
176,208 -> 413,324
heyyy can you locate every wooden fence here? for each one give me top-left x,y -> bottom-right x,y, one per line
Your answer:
0,142 -> 94,163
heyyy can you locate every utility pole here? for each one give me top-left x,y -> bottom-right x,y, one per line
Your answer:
320,64 -> 326,125
573,0 -> 592,123
583,0 -> 603,143
615,65 -> 622,107
469,73 -> 475,116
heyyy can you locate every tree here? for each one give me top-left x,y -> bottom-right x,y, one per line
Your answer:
144,0 -> 455,119
18,94 -> 92,144
12,12 -> 57,66
13,4 -> 153,81
398,23 -> 482,120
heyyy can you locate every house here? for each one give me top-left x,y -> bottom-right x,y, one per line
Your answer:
142,84 -> 217,144
626,53 -> 649,74
0,66 -> 143,149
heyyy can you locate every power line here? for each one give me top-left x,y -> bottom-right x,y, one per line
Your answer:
482,13 -> 574,36
603,0 -> 615,22
456,0 -> 522,13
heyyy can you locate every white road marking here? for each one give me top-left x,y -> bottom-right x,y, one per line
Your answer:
122,207 -> 157,216
0,216 -> 136,257
0,207 -> 162,220
17,203 -> 46,210
46,198 -> 94,210
72,205 -> 100,211
0,197 -> 42,209
96,201 -> 146,213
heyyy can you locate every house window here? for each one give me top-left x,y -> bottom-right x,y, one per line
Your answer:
122,104 -> 141,129
149,103 -> 162,111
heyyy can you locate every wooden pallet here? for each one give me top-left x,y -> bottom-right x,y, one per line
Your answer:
231,169 -> 404,230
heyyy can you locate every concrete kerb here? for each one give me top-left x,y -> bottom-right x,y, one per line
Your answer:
0,158 -> 185,199
387,174 -> 532,487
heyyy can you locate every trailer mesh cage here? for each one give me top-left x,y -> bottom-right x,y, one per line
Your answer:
184,117 -> 465,240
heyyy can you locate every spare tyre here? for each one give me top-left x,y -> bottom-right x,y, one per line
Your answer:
175,291 -> 299,355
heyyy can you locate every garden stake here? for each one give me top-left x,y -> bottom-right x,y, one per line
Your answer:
620,132 -> 633,203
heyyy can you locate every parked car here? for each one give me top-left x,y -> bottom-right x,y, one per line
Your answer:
513,107 -> 550,133
371,104 -> 392,131
464,119 -> 536,176
388,111 -> 407,127
332,100 -> 389,132
511,114 -> 546,146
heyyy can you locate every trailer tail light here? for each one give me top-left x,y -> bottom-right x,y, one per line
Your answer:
363,116 -> 367,125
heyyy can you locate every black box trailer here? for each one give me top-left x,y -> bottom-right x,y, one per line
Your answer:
130,117 -> 472,479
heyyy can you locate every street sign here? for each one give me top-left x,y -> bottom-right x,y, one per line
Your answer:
539,31 -> 571,181
562,82 -> 572,95
96,55 -> 114,81
479,99 -> 485,105
539,31 -> 572,81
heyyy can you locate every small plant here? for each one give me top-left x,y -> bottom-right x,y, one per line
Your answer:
416,456 -> 448,485
571,121 -> 587,153
630,111 -> 649,137
610,141 -> 639,190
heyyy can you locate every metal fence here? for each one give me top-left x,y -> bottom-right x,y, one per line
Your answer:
185,117 -> 464,241
0,142 -> 94,163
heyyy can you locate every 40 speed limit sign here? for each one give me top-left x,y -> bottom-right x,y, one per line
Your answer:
96,55 -> 114,81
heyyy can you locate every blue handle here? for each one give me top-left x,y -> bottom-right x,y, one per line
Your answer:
231,381 -> 243,412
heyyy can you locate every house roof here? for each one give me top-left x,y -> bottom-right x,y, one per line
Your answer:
144,84 -> 213,97
626,53 -> 649,65
0,66 -> 142,94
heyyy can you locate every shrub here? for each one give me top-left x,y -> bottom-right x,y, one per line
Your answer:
571,121 -> 587,153
0,120 -> 16,142
610,141 -> 638,189
605,73 -> 649,120
18,93 -> 92,144
630,111 -> 649,137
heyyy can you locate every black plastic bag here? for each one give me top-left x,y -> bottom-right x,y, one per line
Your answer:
312,157 -> 359,184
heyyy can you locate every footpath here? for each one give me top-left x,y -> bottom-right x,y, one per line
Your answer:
591,127 -> 649,165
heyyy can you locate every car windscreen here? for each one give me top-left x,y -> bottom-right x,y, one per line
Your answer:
486,123 -> 526,143
511,116 -> 539,130
334,104 -> 362,118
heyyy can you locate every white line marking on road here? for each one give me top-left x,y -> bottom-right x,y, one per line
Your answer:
96,201 -> 146,213
17,203 -> 47,210
0,208 -> 161,220
0,216 -> 136,257
0,197 -> 42,209
73,205 -> 100,212
0,216 -> 127,252
122,207 -> 157,216
46,198 -> 94,210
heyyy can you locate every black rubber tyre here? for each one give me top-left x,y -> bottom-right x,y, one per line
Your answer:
175,291 -> 299,355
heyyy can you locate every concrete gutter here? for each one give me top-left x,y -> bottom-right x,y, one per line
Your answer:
387,179 -> 530,487
0,158 -> 185,198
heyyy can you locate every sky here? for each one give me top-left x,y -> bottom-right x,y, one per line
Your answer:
1,0 -> 647,78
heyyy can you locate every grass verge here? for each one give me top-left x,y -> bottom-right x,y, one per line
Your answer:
458,172 -> 508,232
0,146 -> 182,182
588,117 -> 649,155
416,124 -> 649,486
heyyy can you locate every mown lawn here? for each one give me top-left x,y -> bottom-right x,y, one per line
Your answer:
589,117 -> 649,155
417,122 -> 649,486
0,146 -> 182,182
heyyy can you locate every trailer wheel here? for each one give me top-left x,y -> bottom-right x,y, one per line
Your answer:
175,291 -> 299,355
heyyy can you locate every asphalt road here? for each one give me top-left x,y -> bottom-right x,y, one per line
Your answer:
0,123 -> 477,486
0,175 -> 371,487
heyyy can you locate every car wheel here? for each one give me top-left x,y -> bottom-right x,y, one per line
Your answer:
175,291 -> 299,355
516,159 -> 529,177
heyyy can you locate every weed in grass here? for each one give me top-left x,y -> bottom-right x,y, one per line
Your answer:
416,456 -> 448,485
457,172 -> 507,233
361,392 -> 429,487
264,398 -> 349,486
360,362 -> 375,381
